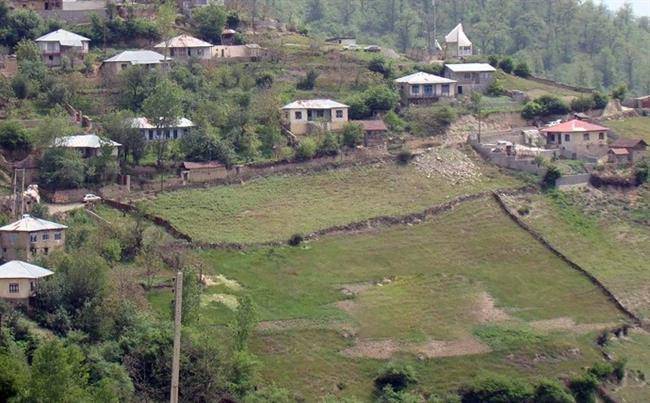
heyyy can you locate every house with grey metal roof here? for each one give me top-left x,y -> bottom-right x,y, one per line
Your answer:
100,50 -> 171,79
52,134 -> 121,158
443,63 -> 496,95
0,260 -> 53,301
281,100 -> 349,135
155,34 -> 213,60
445,23 -> 472,58
395,72 -> 457,104
35,28 -> 90,67
0,214 -> 67,261
129,117 -> 196,141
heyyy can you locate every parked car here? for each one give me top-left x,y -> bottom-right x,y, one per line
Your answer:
343,44 -> 361,51
364,45 -> 381,52
83,194 -> 101,203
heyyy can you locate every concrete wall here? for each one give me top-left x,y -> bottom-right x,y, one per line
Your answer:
0,229 -> 66,261
472,142 -> 548,175
556,174 -> 591,188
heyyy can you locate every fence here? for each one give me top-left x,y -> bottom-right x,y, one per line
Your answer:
528,75 -> 595,94
471,142 -> 548,175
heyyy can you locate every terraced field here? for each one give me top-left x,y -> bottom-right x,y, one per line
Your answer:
142,156 -> 521,244
177,197 -> 627,400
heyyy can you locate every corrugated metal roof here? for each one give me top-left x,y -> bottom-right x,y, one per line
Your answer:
53,134 -> 121,149
0,215 -> 67,232
35,29 -> 90,47
541,119 -> 609,133
103,50 -> 170,64
282,99 -> 349,110
0,260 -> 53,279
609,148 -> 629,155
129,117 -> 195,129
445,23 -> 472,47
445,63 -> 496,73
395,71 -> 456,84
155,34 -> 213,49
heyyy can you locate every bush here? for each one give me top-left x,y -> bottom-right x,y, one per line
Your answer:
498,57 -> 514,74
592,92 -> 609,109
611,84 -> 627,101
522,101 -> 542,119
318,132 -> 340,156
295,138 -> 317,161
488,55 -> 499,67
384,110 -> 405,132
287,233 -> 303,246
513,61 -> 531,78
374,363 -> 417,393
0,121 -> 32,154
461,374 -> 533,403
533,380 -> 575,403
568,374 -> 599,403
296,69 -> 319,90
341,123 -> 363,148
192,3 -> 227,43
537,95 -> 570,115
612,359 -> 626,382
39,148 -> 86,189
570,96 -> 595,113
486,80 -> 506,96
396,149 -> 413,165
542,165 -> 561,189
368,56 -> 393,79
406,105 -> 457,137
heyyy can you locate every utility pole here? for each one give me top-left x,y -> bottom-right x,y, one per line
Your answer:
170,270 -> 183,403
11,169 -> 17,219
20,169 -> 25,216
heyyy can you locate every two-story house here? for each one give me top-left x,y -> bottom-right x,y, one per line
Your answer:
0,260 -> 53,303
540,119 -> 610,158
0,215 -> 67,261
35,29 -> 90,67
443,63 -> 496,95
281,100 -> 349,135
395,72 -> 457,105
154,34 -> 213,61
129,117 -> 196,141
444,23 -> 472,59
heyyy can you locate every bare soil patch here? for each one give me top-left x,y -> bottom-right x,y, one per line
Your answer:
414,147 -> 482,184
474,292 -> 512,323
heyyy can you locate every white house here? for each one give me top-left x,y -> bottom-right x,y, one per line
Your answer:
100,50 -> 170,79
0,260 -> 53,302
52,134 -> 121,158
395,72 -> 457,104
129,117 -> 196,141
154,34 -> 213,60
281,99 -> 349,135
445,23 -> 472,58
540,119 -> 609,158
34,29 -> 90,67
443,63 -> 496,95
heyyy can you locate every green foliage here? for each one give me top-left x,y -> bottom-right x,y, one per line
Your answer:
244,386 -> 294,403
180,126 -> 236,168
368,56 -> 393,79
374,362 -> 418,393
570,96 -> 596,113
568,374 -> 599,403
99,110 -> 145,165
296,69 -> 319,90
498,57 -> 514,74
513,61 -> 531,78
523,95 -> 570,118
591,92 -> 609,109
611,83 -> 627,101
232,295 -> 257,352
192,3 -> 227,43
461,374 -> 533,403
30,340 -> 91,401
542,165 -> 562,189
488,55 -> 499,67
346,85 -> 399,119
341,122 -> 364,148
376,385 -> 422,403
181,268 -> 202,326
522,101 -> 542,119
533,380 -> 576,403
288,233 -> 304,246
486,80 -> 506,96
0,350 -> 30,401
1,9 -> 43,48
406,105 -> 457,137
318,131 -> 340,156
473,324 -> 545,351
396,149 -> 413,165
142,78 -> 185,164
384,110 -> 405,132
39,147 -> 86,189
295,138 -> 317,161
0,120 -> 31,154
117,65 -> 160,111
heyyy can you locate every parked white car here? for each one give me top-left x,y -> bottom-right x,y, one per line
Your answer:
343,44 -> 361,51
83,194 -> 102,203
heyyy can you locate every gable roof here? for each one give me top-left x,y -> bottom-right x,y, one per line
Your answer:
129,117 -> 196,129
35,29 -> 90,47
103,50 -> 169,65
609,148 -> 629,156
155,34 -> 213,49
0,261 -> 53,279
353,120 -> 388,132
0,214 -> 67,232
541,119 -> 609,133
53,134 -> 121,149
445,63 -> 496,73
610,138 -> 647,148
282,99 -> 349,110
395,71 -> 456,85
445,23 -> 472,47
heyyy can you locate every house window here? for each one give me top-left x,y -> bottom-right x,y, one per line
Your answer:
411,84 -> 420,95
30,281 -> 35,291
424,85 -> 433,95
2,248 -> 6,253
441,84 -> 450,96
549,134 -> 555,142
295,111 -> 303,120
564,134 -> 570,142
42,233 -> 49,241
599,132 -> 605,140
54,232 -> 62,241
48,55 -> 53,61
464,73 -> 471,79
9,283 -> 18,293
335,110 -> 344,118
583,133 -> 590,141
44,247 -> 49,255
121,63 -> 128,70
170,48 -> 175,57
30,234 -> 38,243
173,129 -> 178,139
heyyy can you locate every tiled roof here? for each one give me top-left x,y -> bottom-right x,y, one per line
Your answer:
541,119 -> 609,133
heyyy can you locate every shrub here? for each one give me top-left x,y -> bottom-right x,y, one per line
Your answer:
592,92 -> 609,109
341,123 -> 363,148
612,359 -> 626,382
542,165 -> 562,189
396,149 -> 413,165
533,380 -> 575,403
296,69 -> 319,90
363,85 -> 399,112
374,363 -> 417,393
368,56 -> 393,79
513,61 -> 531,78
611,84 -> 627,101
486,80 -> 506,96
537,95 -> 570,115
192,3 -> 227,43
406,105 -> 457,137
488,55 -> 499,67
0,121 -> 32,154
384,110 -> 405,132
568,374 -> 599,403
287,233 -> 303,246
522,101 -> 542,119
498,57 -> 514,74
570,96 -> 595,113
39,148 -> 86,189
318,132 -> 340,156
461,374 -> 533,403
634,160 -> 649,184
295,138 -> 317,161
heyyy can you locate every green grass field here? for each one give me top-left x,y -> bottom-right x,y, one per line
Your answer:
606,117 -> 650,143
174,198 -> 626,400
606,329 -> 650,402
498,72 -> 583,100
142,159 -> 521,244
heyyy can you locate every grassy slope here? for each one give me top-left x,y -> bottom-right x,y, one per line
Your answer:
606,117 -> 650,143
498,72 -> 582,100
188,198 -> 625,400
606,329 -> 650,402
142,160 -> 521,244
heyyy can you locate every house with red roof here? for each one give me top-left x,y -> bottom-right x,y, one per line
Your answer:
540,119 -> 609,158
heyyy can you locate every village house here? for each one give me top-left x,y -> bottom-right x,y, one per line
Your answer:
282,99 -> 349,135
129,117 -> 196,141
212,44 -> 264,60
443,63 -> 496,95
100,50 -> 170,79
325,37 -> 357,46
154,34 -> 213,60
607,138 -> 648,164
445,23 -> 472,58
0,260 -> 53,302
35,29 -> 90,67
395,72 -> 457,104
8,0 -> 61,10
353,120 -> 389,147
0,214 -> 67,261
52,134 -> 121,158
540,119 -> 609,159
181,161 -> 228,183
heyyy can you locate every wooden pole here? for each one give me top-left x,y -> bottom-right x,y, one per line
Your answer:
170,270 -> 183,403
20,169 -> 25,216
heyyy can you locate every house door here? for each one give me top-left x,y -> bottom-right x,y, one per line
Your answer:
458,86 -> 463,95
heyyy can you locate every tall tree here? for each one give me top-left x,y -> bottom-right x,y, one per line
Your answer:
142,79 -> 184,165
